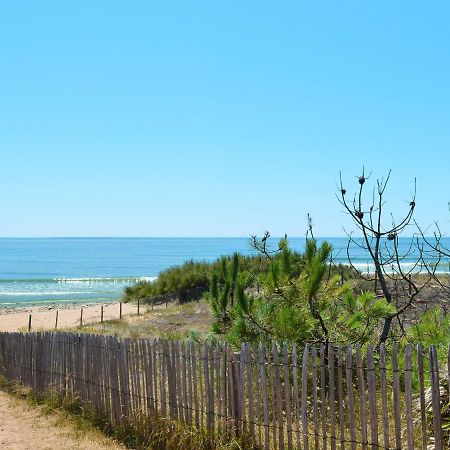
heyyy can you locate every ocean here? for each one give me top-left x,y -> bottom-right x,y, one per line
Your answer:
0,237 -> 448,308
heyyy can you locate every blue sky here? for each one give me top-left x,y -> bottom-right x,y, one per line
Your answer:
1,1 -> 449,237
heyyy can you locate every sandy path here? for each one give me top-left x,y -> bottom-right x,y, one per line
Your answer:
0,391 -> 123,450
0,302 -> 140,332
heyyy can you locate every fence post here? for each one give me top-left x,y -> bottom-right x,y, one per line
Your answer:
55,311 -> 58,329
80,308 -> 83,327
404,344 -> 414,450
28,314 -> 32,332
119,302 -> 122,319
229,350 -> 241,436
430,346 -> 443,450
137,298 -> 140,315
101,305 -> 104,323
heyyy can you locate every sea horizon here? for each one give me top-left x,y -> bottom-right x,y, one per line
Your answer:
1,236 -> 449,308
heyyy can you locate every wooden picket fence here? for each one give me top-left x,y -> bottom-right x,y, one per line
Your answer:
0,332 -> 447,449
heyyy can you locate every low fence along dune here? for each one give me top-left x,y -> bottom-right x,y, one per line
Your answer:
0,331 -> 447,449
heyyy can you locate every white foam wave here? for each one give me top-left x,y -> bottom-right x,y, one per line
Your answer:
0,291 -> 93,296
55,276 -> 157,284
349,261 -> 449,274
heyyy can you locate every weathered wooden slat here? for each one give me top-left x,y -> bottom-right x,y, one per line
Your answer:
128,338 -> 139,416
135,339 -> 144,419
186,342 -> 193,425
312,346 -> 320,450
337,346 -> 345,450
203,342 -> 211,433
95,335 -> 103,413
301,344 -> 310,450
404,344 -> 414,450
152,338 -> 159,416
292,345 -> 301,450
99,335 -> 108,418
355,344 -> 368,450
102,334 -> 109,415
417,344 -> 427,450
114,336 -> 123,426
259,344 -> 270,450
240,343 -> 246,436
158,339 -> 167,417
82,333 -> 89,405
320,344 -> 327,450
128,340 -> 138,419
221,344 -> 228,437
191,342 -> 200,428
214,343 -> 221,434
109,337 -> 120,423
169,339 -> 177,419
273,344 -> 285,450
208,343 -> 215,433
269,346 -> 277,450
230,347 -> 241,437
379,344 -> 390,450
446,344 -> 450,420
181,341 -> 189,424
392,345 -> 402,450
345,346 -> 357,450
247,344 -> 255,440
365,345 -> 378,450
253,345 -> 261,448
430,346 -> 443,450
198,342 -> 205,429
120,337 -> 130,419
142,339 -> 153,411
227,346 -> 236,435
283,344 -> 293,450
328,344 -> 336,450
174,340 -> 184,421
105,336 -> 116,426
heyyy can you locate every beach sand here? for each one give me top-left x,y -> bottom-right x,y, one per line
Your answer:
0,390 -> 123,449
0,302 -> 139,332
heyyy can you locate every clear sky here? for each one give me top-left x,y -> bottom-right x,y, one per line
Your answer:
1,1 -> 449,237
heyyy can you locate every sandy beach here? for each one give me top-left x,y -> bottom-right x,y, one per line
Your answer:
0,301 -> 140,332
0,390 -> 123,449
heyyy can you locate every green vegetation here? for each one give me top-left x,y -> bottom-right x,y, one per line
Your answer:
207,237 -> 395,348
123,246 -> 355,305
123,260 -> 212,302
122,252 -> 291,304
408,308 -> 450,347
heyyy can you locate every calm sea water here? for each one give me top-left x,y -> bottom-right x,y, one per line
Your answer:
0,237 -> 448,307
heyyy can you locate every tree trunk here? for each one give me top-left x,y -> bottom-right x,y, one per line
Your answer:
374,257 -> 394,344
379,316 -> 393,343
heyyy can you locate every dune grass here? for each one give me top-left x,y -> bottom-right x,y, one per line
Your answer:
73,300 -> 214,341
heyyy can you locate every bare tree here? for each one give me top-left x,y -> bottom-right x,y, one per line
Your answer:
338,169 -> 439,343
416,213 -> 450,295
